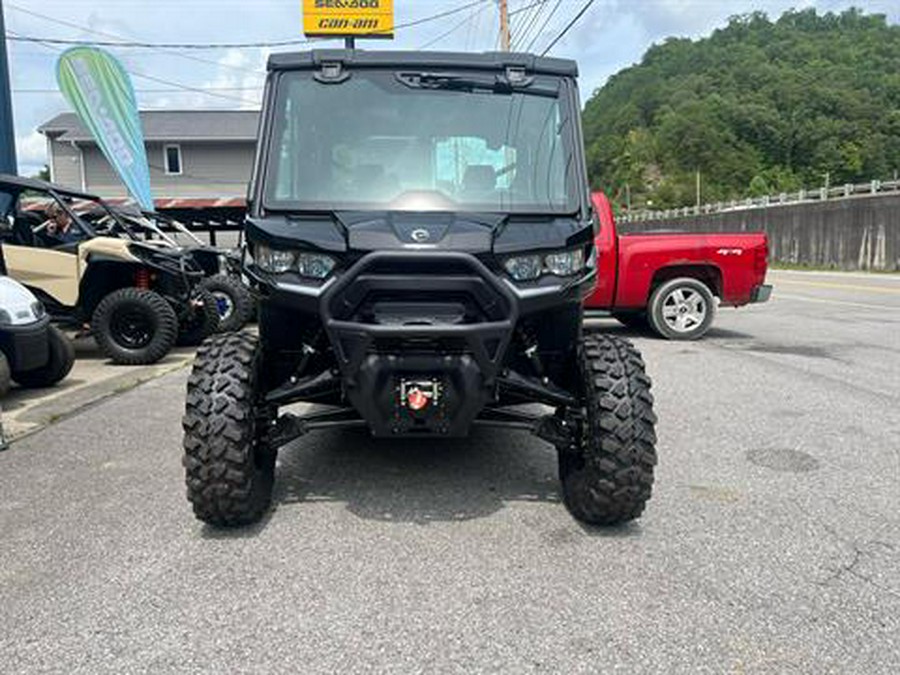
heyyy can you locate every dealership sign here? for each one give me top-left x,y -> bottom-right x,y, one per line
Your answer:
303,0 -> 394,38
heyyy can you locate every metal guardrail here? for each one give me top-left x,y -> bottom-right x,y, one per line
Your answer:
620,179 -> 900,223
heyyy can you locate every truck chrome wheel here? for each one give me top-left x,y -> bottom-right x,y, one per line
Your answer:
660,287 -> 707,334
648,277 -> 716,340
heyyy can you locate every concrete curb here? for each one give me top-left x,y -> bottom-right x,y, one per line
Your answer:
0,349 -> 194,445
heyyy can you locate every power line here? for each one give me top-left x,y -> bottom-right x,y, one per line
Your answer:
541,0 -> 596,56
5,0 -> 491,50
6,3 -> 263,75
13,87 -> 263,94
418,2 -> 489,50
7,30 -> 261,106
462,1 -> 480,51
7,0 -> 499,107
509,0 -> 549,18
4,33 -> 306,49
511,1 -> 548,52
525,0 -> 563,53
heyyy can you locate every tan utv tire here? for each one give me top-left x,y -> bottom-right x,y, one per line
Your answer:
92,288 -> 178,365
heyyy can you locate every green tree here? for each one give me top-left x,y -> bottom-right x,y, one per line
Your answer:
583,8 -> 900,209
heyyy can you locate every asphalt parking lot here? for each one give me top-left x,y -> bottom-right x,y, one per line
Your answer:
1,269 -> 898,674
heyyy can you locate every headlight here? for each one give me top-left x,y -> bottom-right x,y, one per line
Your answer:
504,248 -> 587,281
255,243 -> 335,279
544,249 -> 585,277
504,254 -> 543,281
255,243 -> 297,274
296,253 -> 336,279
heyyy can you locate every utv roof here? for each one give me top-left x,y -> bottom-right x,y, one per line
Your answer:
267,50 -> 578,77
0,173 -> 101,201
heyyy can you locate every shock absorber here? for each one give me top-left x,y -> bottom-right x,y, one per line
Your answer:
134,267 -> 151,290
518,324 -> 547,382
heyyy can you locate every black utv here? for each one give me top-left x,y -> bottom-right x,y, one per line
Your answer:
182,51 -> 658,527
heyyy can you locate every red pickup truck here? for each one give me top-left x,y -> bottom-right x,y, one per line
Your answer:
585,192 -> 772,339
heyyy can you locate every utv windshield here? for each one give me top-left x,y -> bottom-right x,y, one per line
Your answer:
263,70 -> 579,214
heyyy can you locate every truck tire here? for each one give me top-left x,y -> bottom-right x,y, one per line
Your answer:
0,352 -> 11,398
559,335 -> 657,525
199,275 -> 254,333
93,288 -> 178,365
182,332 -> 276,527
176,289 -> 221,347
647,277 -> 716,340
13,326 -> 75,388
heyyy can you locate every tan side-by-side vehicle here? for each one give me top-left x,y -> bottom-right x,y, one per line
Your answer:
0,174 -> 218,365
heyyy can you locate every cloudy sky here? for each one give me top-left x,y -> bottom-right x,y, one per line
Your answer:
5,0 -> 899,175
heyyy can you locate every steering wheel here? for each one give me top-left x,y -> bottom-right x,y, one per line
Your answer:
32,222 -> 59,248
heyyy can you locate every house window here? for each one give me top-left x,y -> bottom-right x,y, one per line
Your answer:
164,144 -> 182,175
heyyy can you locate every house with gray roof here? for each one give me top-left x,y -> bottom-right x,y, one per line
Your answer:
38,110 -> 259,203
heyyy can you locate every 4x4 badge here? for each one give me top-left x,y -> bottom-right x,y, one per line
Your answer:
410,228 -> 430,243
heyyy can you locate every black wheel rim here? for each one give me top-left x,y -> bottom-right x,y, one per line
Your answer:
110,306 -> 155,349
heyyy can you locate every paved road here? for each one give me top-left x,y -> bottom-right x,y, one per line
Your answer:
1,270 -> 898,674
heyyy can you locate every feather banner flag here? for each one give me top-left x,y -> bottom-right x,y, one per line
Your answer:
56,47 -> 154,210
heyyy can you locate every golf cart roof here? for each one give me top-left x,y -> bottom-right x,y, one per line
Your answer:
267,50 -> 578,78
0,173 -> 102,202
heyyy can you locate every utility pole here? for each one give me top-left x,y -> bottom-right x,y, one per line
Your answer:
498,0 -> 510,51
695,169 -> 701,208
0,0 -> 18,175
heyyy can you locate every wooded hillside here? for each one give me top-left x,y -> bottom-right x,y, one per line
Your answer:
582,8 -> 900,209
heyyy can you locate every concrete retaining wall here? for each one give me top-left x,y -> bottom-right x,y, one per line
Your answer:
618,193 -> 900,271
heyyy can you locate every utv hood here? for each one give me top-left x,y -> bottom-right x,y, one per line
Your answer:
246,211 -> 591,255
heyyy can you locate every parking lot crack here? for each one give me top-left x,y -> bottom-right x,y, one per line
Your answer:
792,499 -> 900,597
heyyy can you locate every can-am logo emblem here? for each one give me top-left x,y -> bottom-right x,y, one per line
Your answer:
410,228 -> 431,243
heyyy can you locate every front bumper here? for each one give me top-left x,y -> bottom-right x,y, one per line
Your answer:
0,316 -> 51,372
321,251 -> 518,437
751,284 -> 773,303
259,250 -> 592,437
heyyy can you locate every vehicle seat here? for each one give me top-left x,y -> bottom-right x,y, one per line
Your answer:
461,165 -> 497,194
12,214 -> 38,246
353,164 -> 400,200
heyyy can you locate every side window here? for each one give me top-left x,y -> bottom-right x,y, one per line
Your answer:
164,144 -> 183,175
273,98 -> 294,201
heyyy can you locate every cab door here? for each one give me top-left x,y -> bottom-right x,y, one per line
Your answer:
2,243 -> 81,306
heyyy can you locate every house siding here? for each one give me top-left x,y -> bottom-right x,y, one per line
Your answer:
49,141 -> 83,189
50,140 -> 256,200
